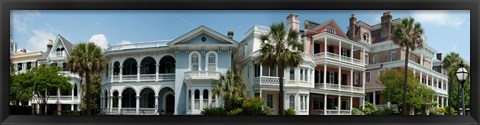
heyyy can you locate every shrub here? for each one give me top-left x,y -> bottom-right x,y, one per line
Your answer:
371,108 -> 396,115
429,108 -> 440,115
362,102 -> 377,115
352,108 -> 365,115
436,107 -> 446,114
285,108 -> 295,115
242,97 -> 270,115
201,107 -> 226,115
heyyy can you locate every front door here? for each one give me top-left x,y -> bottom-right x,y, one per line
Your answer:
165,94 -> 175,115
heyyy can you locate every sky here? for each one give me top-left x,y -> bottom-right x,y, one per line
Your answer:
10,10 -> 470,61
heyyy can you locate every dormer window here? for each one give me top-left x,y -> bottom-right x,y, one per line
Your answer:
363,33 -> 370,43
326,27 -> 335,34
55,47 -> 65,57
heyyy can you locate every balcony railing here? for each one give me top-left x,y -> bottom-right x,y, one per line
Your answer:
121,108 -> 136,114
51,51 -> 66,58
111,73 -> 175,83
254,76 -> 280,86
138,108 -> 156,115
313,52 -> 364,66
184,71 -> 220,80
315,83 -> 363,93
324,110 -> 351,115
140,74 -> 156,81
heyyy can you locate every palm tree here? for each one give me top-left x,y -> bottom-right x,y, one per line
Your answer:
211,70 -> 246,109
391,17 -> 425,115
442,52 -> 462,115
258,22 -> 303,115
67,43 -> 106,115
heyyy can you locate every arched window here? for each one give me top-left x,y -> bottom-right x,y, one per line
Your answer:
203,89 -> 209,108
206,51 -> 217,71
188,90 -> 191,110
190,52 -> 200,71
194,89 -> 200,110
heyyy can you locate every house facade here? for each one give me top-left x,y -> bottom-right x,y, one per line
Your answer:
100,26 -> 237,115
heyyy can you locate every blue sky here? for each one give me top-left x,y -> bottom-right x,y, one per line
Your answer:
11,10 -> 470,61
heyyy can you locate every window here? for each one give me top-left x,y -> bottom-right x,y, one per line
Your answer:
254,63 -> 260,77
328,72 -> 335,84
191,53 -> 199,71
203,90 -> 209,108
300,69 -> 304,81
267,94 -> 273,109
363,33 -> 370,43
342,49 -> 348,57
207,52 -> 216,71
366,72 -> 371,83
373,55 -> 378,64
391,51 -> 397,61
305,69 -> 308,82
290,68 -> 295,80
194,89 -> 200,110
27,62 -> 31,70
300,95 -> 304,110
327,27 -> 335,34
365,54 -> 369,65
188,90 -> 191,110
17,63 -> 22,71
289,95 -> 295,109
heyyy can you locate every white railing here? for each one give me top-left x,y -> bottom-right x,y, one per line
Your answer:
121,108 -> 136,114
326,110 -> 339,115
352,86 -> 363,93
108,40 -> 169,51
340,110 -> 351,115
138,108 -> 156,115
123,75 -> 137,81
254,76 -> 280,85
340,85 -> 351,91
158,73 -> 175,81
113,76 -> 119,82
324,110 -> 351,115
140,74 -> 156,81
315,83 -> 363,93
51,51 -> 65,58
313,52 -> 364,65
184,71 -> 220,80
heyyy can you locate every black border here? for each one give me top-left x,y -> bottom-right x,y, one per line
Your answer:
1,0 -> 478,125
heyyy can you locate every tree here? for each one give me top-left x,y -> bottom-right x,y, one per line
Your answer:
391,17 -> 425,115
11,65 -> 72,115
442,52 -> 463,115
80,75 -> 102,115
258,22 -> 303,115
212,70 -> 247,110
67,43 -> 106,115
445,61 -> 470,115
379,69 -> 435,115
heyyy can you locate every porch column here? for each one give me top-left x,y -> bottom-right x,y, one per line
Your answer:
436,96 -> 439,108
373,91 -> 376,105
71,86 -> 74,111
338,66 -> 341,90
362,97 -> 365,109
190,89 -> 194,111
306,94 -> 310,113
420,53 -> 423,65
137,65 -> 141,82
260,65 -> 263,77
350,69 -> 353,91
324,64 -> 327,90
413,69 -> 416,75
350,44 -> 353,63
136,96 -> 140,114
324,36 -> 327,57
419,72 -> 422,84
155,64 -> 160,81
362,71 -> 365,92
324,94 -> 327,115
337,96 -> 341,115
362,49 -> 366,64
119,66 -> 123,82
426,74 -> 429,86
109,96 -> 113,113
446,98 -> 449,107
208,89 -> 212,108
118,96 -> 122,113
440,80 -> 443,90
339,41 -> 342,61
350,96 -> 353,115
154,95 -> 159,114
200,90 -> 204,110
110,63 -> 114,82
441,97 -> 444,107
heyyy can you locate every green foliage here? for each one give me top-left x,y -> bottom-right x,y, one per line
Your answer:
379,69 -> 435,111
361,102 -> 377,115
80,76 -> 101,115
226,108 -> 244,115
201,107 -> 226,115
436,107 -> 446,113
352,108 -> 365,115
444,106 -> 458,115
429,108 -> 440,115
371,108 -> 398,115
212,70 -> 247,104
285,108 -> 295,115
442,52 -> 470,111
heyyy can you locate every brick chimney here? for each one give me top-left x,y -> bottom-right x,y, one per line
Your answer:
47,39 -> 53,52
227,31 -> 234,39
436,53 -> 442,61
381,11 -> 392,39
286,13 -> 300,32
348,13 -> 357,39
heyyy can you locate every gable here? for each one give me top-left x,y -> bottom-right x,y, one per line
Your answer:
169,25 -> 238,46
179,33 -> 229,45
312,19 -> 348,38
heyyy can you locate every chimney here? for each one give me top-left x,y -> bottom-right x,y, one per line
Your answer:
348,13 -> 357,39
19,49 -> 26,53
436,53 -> 442,61
47,39 -> 53,52
227,31 -> 234,39
381,11 -> 393,39
286,13 -> 300,32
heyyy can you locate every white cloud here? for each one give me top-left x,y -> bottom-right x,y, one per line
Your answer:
26,29 -> 55,52
11,10 -> 41,33
89,34 -> 109,50
120,40 -> 132,45
412,10 -> 465,28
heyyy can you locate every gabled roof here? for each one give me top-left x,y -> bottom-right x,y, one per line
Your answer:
312,19 -> 348,38
41,34 -> 74,60
304,19 -> 322,30
168,25 -> 238,46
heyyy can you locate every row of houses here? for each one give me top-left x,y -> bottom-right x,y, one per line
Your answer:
10,11 -> 450,115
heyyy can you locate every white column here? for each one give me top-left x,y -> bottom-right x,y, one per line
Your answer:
109,96 -> 113,113
260,65 -> 263,77
118,96 -> 122,113
200,90 -> 204,110
441,97 -> 444,107
208,90 -> 212,108
324,37 -> 328,57
362,49 -> 366,64
324,64 -> 327,89
362,97 -> 365,109
337,96 -> 341,115
338,67 -> 341,90
350,97 -> 353,115
306,95 -> 310,113
350,44 -> 353,63
100,97 -> 104,112
155,64 -> 159,81
110,63 -> 114,82
155,95 -> 159,114
71,86 -> 74,111
119,66 -> 123,82
136,96 -> 140,114
413,69 -> 416,75
190,89 -> 194,111
362,71 -> 365,93
426,75 -> 429,86
419,72 -> 423,84
324,94 -> 327,115
350,69 -> 353,91
420,53 -> 424,65
436,96 -> 439,108
446,97 -> 449,107
440,80 -> 443,90
339,41 -> 342,61
373,91 -> 376,105
137,65 -> 141,82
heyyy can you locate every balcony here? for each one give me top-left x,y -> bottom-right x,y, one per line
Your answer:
111,73 -> 175,83
184,71 -> 220,80
254,76 -> 280,86
315,83 -> 363,93
50,51 -> 66,58
313,52 -> 364,66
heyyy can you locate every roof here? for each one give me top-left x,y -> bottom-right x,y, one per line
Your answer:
168,25 -> 238,46
58,34 -> 73,54
304,19 -> 322,30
